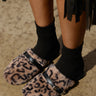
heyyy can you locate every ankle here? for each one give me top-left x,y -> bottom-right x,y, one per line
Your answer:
56,41 -> 84,81
32,17 -> 60,60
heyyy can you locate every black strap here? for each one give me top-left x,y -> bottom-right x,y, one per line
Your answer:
43,71 -> 66,95
23,51 -> 44,72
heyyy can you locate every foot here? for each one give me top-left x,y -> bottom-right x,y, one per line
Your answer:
4,18 -> 60,85
22,64 -> 84,96
4,48 -> 59,85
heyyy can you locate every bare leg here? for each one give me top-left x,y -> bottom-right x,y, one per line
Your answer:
28,0 -> 60,60
55,0 -> 86,81
56,0 -> 86,49
29,0 -> 54,27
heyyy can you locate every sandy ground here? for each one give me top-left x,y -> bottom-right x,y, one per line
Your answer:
0,0 -> 96,96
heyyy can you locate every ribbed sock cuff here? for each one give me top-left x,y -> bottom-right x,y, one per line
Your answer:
34,18 -> 56,38
62,42 -> 84,56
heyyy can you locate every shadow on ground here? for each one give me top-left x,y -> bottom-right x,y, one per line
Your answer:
58,35 -> 96,74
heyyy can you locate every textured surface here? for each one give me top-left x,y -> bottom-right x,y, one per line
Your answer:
0,0 -> 96,96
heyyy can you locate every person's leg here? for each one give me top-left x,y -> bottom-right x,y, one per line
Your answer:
29,0 -> 54,27
4,0 -> 60,85
22,1 -> 87,95
56,0 -> 86,49
29,0 -> 60,60
56,0 -> 86,80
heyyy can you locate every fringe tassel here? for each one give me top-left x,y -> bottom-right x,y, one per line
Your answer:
64,0 -> 96,30
85,0 -> 93,30
85,0 -> 96,30
64,0 -> 84,22
92,0 -> 96,25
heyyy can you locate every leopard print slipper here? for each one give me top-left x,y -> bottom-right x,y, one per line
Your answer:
4,48 -> 59,85
22,64 -> 85,96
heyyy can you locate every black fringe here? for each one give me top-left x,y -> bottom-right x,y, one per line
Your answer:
91,0 -> 96,25
64,0 -> 96,30
64,0 -> 85,22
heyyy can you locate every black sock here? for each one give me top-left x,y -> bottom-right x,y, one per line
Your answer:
56,42 -> 84,81
32,18 -> 60,61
